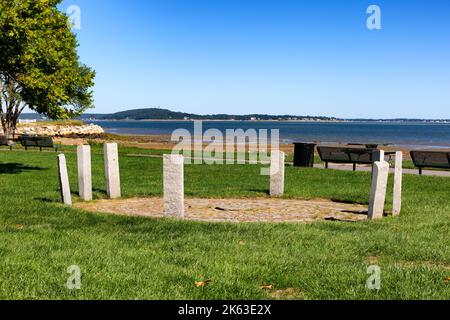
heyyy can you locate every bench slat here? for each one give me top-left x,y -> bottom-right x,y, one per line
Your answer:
410,151 -> 450,169
318,146 -> 376,165
20,135 -> 56,150
0,135 -> 9,146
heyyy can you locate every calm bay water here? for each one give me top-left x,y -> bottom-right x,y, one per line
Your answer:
87,120 -> 450,148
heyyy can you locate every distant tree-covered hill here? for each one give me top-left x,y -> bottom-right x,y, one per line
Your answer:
19,108 -> 450,122
78,108 -> 339,121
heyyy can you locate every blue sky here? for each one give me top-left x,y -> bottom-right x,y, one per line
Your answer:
59,0 -> 450,118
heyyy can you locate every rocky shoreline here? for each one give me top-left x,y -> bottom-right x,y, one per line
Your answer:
16,123 -> 105,137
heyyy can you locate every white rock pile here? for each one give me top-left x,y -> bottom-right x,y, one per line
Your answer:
16,124 -> 104,137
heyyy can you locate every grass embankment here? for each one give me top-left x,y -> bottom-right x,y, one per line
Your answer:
0,144 -> 449,299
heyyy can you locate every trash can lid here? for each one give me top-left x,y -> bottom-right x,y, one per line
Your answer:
293,142 -> 317,146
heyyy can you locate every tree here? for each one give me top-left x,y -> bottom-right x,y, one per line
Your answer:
0,0 -> 95,138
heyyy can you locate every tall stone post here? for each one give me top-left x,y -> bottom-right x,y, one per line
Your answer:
104,143 -> 121,199
57,154 -> 72,205
392,151 -> 403,216
163,154 -> 184,219
368,161 -> 390,219
270,150 -> 285,196
77,145 -> 92,201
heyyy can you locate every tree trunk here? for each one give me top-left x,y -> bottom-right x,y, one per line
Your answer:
6,123 -> 16,140
1,119 -> 16,141
0,76 -> 24,141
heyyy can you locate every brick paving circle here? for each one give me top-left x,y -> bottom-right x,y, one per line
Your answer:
75,197 -> 368,223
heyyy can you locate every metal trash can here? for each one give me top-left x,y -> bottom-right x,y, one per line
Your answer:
293,142 -> 316,167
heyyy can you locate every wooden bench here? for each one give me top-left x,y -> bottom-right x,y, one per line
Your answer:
0,135 -> 14,151
317,146 -> 383,171
20,135 -> 59,152
347,143 -> 390,149
410,150 -> 450,175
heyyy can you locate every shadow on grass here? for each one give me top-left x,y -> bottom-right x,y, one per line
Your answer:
247,188 -> 270,195
34,197 -> 56,203
0,163 -> 49,174
330,198 -> 367,206
340,210 -> 368,215
93,188 -> 107,194
324,217 -> 360,223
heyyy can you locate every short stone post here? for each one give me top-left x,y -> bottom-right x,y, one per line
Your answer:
392,151 -> 403,216
270,150 -> 285,196
163,154 -> 184,219
104,143 -> 121,199
368,161 -> 390,219
57,154 -> 72,205
77,145 -> 92,201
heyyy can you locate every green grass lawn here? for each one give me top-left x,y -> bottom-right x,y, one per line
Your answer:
0,146 -> 449,300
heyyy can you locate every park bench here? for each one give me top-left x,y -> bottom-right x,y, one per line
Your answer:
0,135 -> 14,151
347,143 -> 390,149
317,146 -> 384,171
410,150 -> 450,175
20,135 -> 59,152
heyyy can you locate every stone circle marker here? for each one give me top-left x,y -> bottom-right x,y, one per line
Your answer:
57,154 -> 72,205
163,154 -> 184,219
368,160 -> 389,219
77,145 -> 92,201
104,143 -> 121,199
270,150 -> 285,196
392,151 -> 403,216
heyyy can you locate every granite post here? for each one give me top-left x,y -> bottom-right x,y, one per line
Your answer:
270,150 -> 285,196
392,151 -> 403,216
163,154 -> 184,218
104,143 -> 121,199
57,154 -> 72,205
77,145 -> 92,201
368,160 -> 390,219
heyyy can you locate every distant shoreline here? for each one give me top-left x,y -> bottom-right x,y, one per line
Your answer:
87,119 -> 348,123
20,106 -> 450,124
85,119 -> 450,124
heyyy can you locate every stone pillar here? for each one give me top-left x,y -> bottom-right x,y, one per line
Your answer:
104,143 -> 121,199
270,150 -> 285,196
368,161 -> 389,219
77,145 -> 92,201
57,154 -> 72,205
163,154 -> 184,219
392,151 -> 403,216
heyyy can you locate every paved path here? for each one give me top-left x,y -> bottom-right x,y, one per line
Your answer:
313,163 -> 450,177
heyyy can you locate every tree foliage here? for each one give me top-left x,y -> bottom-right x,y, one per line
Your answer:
0,0 -> 95,137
